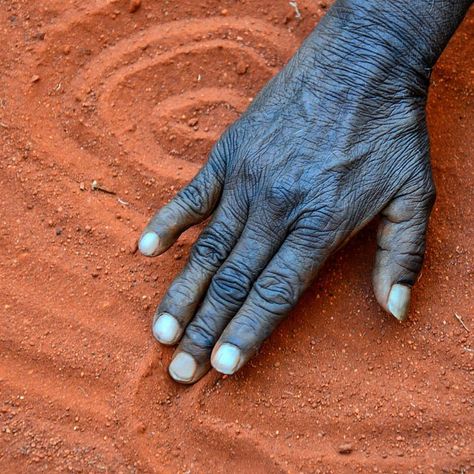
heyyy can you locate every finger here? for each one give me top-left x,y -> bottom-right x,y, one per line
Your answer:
373,175 -> 436,321
152,196 -> 247,346
139,158 -> 224,257
211,229 -> 328,375
168,219 -> 285,383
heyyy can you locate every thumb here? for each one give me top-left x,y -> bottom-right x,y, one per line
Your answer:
373,176 -> 436,321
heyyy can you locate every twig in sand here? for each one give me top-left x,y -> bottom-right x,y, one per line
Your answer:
454,312 -> 469,332
91,180 -> 116,195
289,1 -> 302,19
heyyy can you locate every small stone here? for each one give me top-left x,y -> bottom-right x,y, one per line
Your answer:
55,227 -> 62,236
135,422 -> 146,433
188,117 -> 199,127
338,443 -> 353,455
128,0 -> 141,13
236,61 -> 248,75
63,45 -> 71,55
31,75 -> 40,83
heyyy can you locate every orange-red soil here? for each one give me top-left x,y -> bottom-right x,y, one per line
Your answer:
0,1 -> 472,472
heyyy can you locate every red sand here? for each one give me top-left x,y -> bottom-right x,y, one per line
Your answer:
0,1 -> 472,472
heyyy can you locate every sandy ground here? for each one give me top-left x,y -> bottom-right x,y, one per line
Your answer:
0,1 -> 473,472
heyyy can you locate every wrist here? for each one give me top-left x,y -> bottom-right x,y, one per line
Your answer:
298,0 -> 471,101
329,0 -> 471,65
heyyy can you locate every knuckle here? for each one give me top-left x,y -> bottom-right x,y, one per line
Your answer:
209,263 -> 251,308
294,207 -> 338,241
423,181 -> 436,209
392,250 -> 424,285
410,162 -> 436,212
176,181 -> 209,217
266,184 -> 293,208
226,309 -> 277,350
211,132 -> 234,169
191,224 -> 232,270
233,312 -> 268,338
253,271 -> 296,313
185,320 -> 216,350
164,278 -> 197,309
263,178 -> 303,216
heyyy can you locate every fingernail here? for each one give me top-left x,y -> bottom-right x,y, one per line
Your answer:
168,352 -> 197,383
387,284 -> 411,321
212,343 -> 241,375
139,232 -> 159,256
153,313 -> 180,344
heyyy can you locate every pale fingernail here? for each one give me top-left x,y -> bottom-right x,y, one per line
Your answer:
139,232 -> 159,256
153,313 -> 180,344
387,284 -> 411,321
212,343 -> 241,375
168,352 -> 197,383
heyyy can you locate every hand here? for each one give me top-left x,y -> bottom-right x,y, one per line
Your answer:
139,6 -> 436,384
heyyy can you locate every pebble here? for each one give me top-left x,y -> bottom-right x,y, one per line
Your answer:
338,443 -> 353,455
31,75 -> 40,83
135,422 -> 146,433
128,0 -> 141,13
236,61 -> 248,75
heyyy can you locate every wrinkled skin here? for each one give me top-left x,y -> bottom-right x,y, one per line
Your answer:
139,1 -> 469,384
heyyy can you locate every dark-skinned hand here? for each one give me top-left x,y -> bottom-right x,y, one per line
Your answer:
138,0 -> 470,383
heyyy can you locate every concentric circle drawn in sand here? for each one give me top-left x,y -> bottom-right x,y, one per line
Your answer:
39,14 -> 298,179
